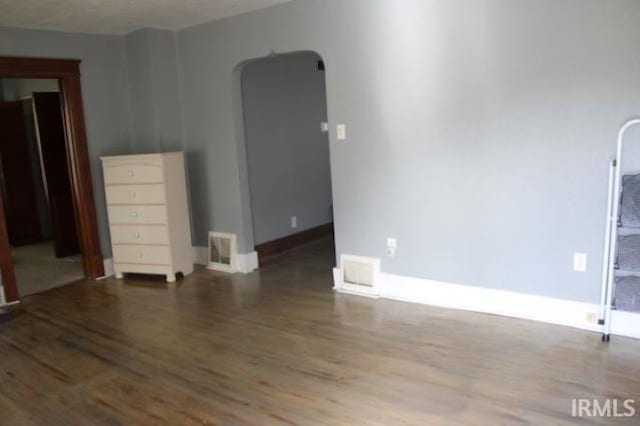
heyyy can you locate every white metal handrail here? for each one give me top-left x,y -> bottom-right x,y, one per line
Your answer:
599,159 -> 615,325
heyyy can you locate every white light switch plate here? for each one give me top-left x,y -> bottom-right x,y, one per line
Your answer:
386,238 -> 397,258
336,124 -> 346,140
291,216 -> 297,229
573,253 -> 587,272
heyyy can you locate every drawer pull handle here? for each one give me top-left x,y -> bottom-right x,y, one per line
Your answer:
136,253 -> 143,258
128,170 -> 134,177
135,232 -> 141,239
129,211 -> 138,218
128,191 -> 136,198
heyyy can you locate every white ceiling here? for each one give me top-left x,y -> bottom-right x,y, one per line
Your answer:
0,0 -> 292,35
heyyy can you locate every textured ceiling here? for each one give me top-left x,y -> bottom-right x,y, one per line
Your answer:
0,0 -> 292,35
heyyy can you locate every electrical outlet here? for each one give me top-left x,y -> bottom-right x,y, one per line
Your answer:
586,312 -> 598,324
573,253 -> 587,272
386,238 -> 397,258
320,122 -> 329,133
291,216 -> 297,229
336,124 -> 347,140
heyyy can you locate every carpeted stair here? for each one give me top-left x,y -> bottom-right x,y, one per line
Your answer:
614,176 -> 640,312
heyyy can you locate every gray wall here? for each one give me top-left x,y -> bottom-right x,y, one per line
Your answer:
0,26 -> 133,256
176,0 -> 640,303
125,29 -> 184,153
242,52 -> 331,245
3,0 -> 640,304
0,78 -> 58,100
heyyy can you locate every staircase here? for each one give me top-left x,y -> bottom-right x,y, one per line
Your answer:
600,119 -> 640,341
614,187 -> 640,312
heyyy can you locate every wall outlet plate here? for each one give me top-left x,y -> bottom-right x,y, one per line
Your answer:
291,216 -> 297,229
386,238 -> 397,258
336,124 -> 346,140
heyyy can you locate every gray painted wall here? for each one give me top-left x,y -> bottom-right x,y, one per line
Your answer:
242,52 -> 331,245
0,26 -> 133,256
176,0 -> 640,303
3,0 -> 640,305
0,78 -> 58,100
125,29 -> 184,153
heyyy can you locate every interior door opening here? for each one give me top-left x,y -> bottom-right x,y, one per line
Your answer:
238,51 -> 335,267
0,79 -> 83,296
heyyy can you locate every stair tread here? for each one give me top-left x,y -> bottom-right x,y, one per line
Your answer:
613,307 -> 640,314
615,273 -> 640,282
617,227 -> 640,235
614,276 -> 640,312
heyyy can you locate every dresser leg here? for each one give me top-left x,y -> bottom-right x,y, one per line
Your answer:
115,272 -> 124,279
166,273 -> 176,283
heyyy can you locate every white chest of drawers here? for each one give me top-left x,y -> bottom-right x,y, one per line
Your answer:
101,152 -> 193,282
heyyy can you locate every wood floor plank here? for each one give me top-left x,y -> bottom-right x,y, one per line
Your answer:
1,238 -> 639,425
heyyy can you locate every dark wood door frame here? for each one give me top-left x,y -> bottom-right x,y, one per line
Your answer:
0,56 -> 104,303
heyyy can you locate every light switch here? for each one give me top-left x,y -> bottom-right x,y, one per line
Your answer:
386,238 -> 397,258
336,124 -> 346,140
320,122 -> 329,133
573,253 -> 587,272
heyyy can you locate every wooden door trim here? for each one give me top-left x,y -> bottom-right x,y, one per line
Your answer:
0,57 -> 104,302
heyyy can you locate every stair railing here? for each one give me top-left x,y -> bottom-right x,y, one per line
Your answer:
599,158 -> 615,326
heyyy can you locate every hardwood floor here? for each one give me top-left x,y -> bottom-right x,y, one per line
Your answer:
1,238 -> 639,425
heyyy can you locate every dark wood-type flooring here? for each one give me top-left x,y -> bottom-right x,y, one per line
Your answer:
1,238 -> 639,424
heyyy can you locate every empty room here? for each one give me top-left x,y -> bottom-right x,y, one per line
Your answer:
0,0 -> 639,424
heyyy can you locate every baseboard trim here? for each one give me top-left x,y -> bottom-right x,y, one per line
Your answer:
0,285 -> 19,307
100,258 -> 115,279
236,251 -> 259,273
255,223 -> 334,263
333,268 -> 622,336
192,246 -> 258,274
610,310 -> 640,339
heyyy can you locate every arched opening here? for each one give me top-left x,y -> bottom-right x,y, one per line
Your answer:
232,51 -> 335,270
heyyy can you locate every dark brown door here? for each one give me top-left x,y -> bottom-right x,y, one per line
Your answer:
32,92 -> 80,258
0,101 -> 42,246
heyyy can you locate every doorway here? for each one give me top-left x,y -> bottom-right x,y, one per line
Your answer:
0,57 -> 104,305
238,51 -> 334,264
0,79 -> 83,296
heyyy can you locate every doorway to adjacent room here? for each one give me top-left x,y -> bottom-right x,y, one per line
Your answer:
0,79 -> 83,295
237,51 -> 335,265
0,57 -> 104,304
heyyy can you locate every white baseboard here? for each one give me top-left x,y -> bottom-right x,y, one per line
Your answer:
101,258 -> 115,279
611,310 -> 640,339
192,246 -> 258,274
332,267 -> 640,337
236,251 -> 259,273
0,285 -> 19,307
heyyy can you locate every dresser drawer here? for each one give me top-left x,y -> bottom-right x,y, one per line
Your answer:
105,184 -> 166,205
107,205 -> 167,225
110,225 -> 169,245
113,245 -> 171,265
103,164 -> 164,185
